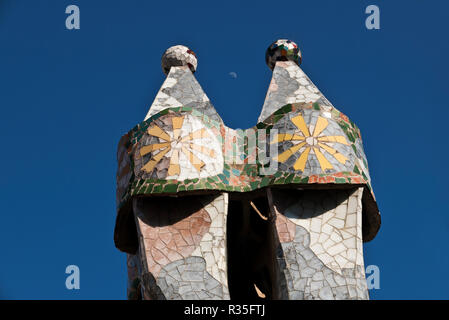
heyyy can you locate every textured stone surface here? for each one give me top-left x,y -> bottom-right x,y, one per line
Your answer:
117,102 -> 379,238
115,42 -> 379,240
161,45 -> 197,75
115,40 -> 380,300
271,187 -> 369,300
259,60 -> 332,123
155,256 -> 227,300
272,108 -> 357,176
133,193 -> 229,300
144,66 -> 221,123
135,113 -> 223,181
266,39 -> 302,71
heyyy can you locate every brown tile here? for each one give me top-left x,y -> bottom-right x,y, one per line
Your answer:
159,232 -> 172,245
179,229 -> 194,245
151,247 -> 170,265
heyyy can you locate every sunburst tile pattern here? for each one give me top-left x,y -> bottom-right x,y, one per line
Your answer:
136,114 -> 223,180
117,103 -> 380,246
273,111 -> 353,174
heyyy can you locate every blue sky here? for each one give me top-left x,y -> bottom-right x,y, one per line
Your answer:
0,0 -> 448,299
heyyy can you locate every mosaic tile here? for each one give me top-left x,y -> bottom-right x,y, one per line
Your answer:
114,40 -> 381,300
265,39 -> 302,71
132,194 -> 229,300
161,45 -> 198,75
117,102 -> 379,244
270,187 -> 369,300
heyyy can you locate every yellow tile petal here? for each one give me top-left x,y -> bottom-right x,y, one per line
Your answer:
181,128 -> 209,142
189,144 -> 216,158
271,133 -> 291,143
147,125 -> 171,142
271,133 -> 305,143
334,153 -> 349,164
291,115 -> 310,137
312,117 -> 328,137
293,146 -> 311,171
139,142 -> 170,157
141,147 -> 171,172
291,134 -> 306,141
318,143 -> 348,165
167,149 -> 180,176
314,147 -> 334,171
333,136 -> 349,145
181,146 -> 205,172
276,142 -> 306,163
172,117 -> 184,130
167,163 -> 180,176
317,135 -> 349,145
172,117 -> 184,140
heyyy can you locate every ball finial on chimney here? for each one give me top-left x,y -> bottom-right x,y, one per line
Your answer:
265,39 -> 302,71
161,45 -> 198,75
